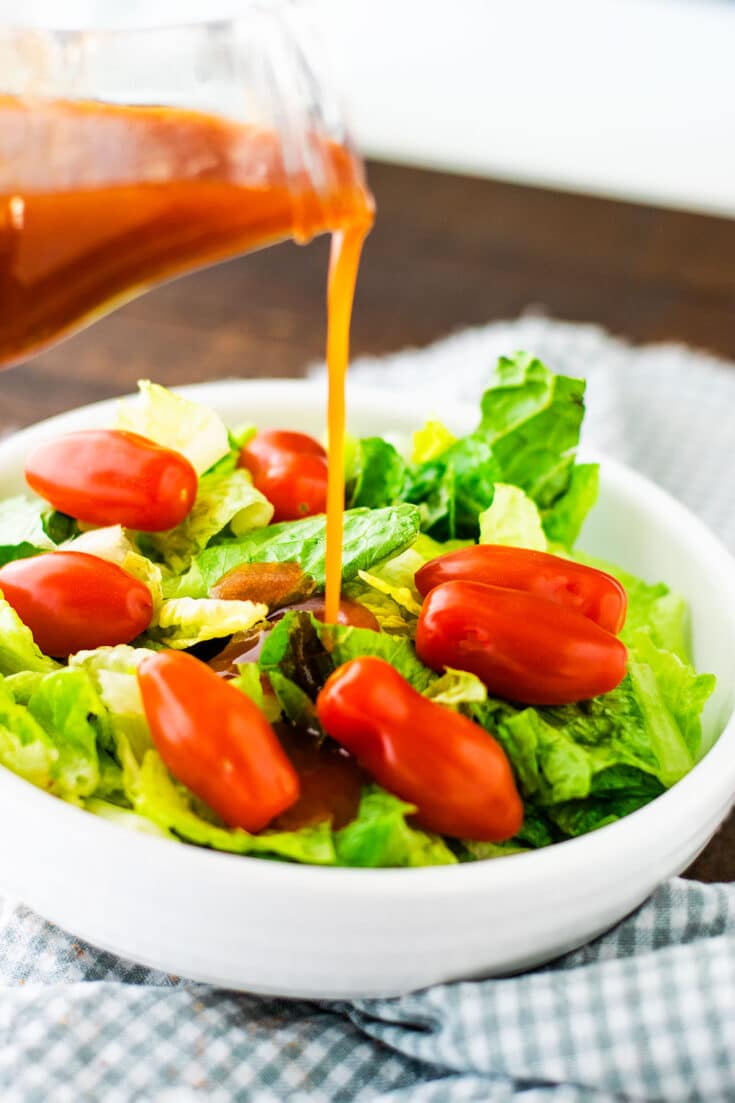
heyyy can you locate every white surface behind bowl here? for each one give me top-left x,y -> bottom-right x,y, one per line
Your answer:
0,379 -> 733,999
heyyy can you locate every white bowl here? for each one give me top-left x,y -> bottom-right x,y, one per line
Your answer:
0,379 -> 733,999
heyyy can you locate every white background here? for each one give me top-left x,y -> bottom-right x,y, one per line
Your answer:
2,0 -> 735,217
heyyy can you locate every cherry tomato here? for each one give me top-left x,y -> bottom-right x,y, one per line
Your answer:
25,429 -> 198,532
416,580 -> 627,706
138,650 -> 299,833
240,430 -> 327,471
239,430 -> 328,522
415,545 -> 627,634
0,550 -> 153,657
316,656 -> 523,841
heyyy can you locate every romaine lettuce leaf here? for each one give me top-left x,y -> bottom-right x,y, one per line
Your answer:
424,668 -> 487,708
479,351 -> 585,508
342,582 -> 414,635
0,678 -> 59,792
321,621 -> 435,692
85,798 -> 174,838
26,668 -> 105,800
69,645 -> 154,762
129,750 -> 335,864
152,597 -> 267,649
0,594 -> 58,675
404,434 -> 498,539
349,438 -> 408,509
0,496 -> 56,552
0,542 -> 43,568
233,663 -> 282,724
334,786 -> 457,867
627,628 -> 715,765
351,353 -> 595,543
190,504 -> 421,593
0,667 -> 108,802
258,613 -> 333,733
470,607 -> 714,839
145,468 -> 273,573
343,539 -> 436,634
116,380 -> 230,475
4,670 -> 44,704
463,804 -> 557,858
411,420 -> 457,464
478,483 -> 548,551
355,569 -> 422,617
542,463 -> 599,548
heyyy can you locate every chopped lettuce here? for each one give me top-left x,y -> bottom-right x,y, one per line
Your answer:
188,504 -> 421,594
424,668 -> 487,708
622,630 -> 710,767
344,536 -> 438,633
0,495 -> 56,552
334,787 -> 457,867
0,678 -> 59,792
85,798 -> 174,839
356,569 -> 423,617
0,667 -> 109,802
404,434 -> 498,539
26,668 -> 105,800
349,438 -> 408,509
258,613 -> 333,733
411,420 -> 457,464
322,620 -> 435,693
233,663 -> 281,724
69,645 -> 153,761
479,352 -> 585,508
479,484 -> 548,551
542,463 -> 599,548
129,751 -> 336,864
145,468 -> 273,573
116,380 -> 230,475
0,542 -> 44,568
345,352 -> 596,543
0,495 -> 58,566
471,617 -> 714,837
0,594 -> 58,675
152,596 -> 267,650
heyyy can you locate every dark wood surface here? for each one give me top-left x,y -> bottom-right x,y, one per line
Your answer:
2,161 -> 734,879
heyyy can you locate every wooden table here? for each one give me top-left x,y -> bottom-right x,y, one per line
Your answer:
3,162 -> 734,879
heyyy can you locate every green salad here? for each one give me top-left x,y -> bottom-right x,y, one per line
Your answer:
0,352 -> 716,867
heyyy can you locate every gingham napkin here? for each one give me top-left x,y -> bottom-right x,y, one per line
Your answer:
1,318 -> 735,1102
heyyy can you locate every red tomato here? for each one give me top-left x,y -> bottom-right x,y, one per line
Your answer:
0,551 -> 153,657
415,545 -> 627,634
239,430 -> 328,522
240,430 -> 327,471
138,650 -> 299,832
416,580 -> 627,706
25,429 -> 198,532
317,656 -> 523,841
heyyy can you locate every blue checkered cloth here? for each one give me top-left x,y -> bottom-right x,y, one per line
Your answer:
3,319 -> 735,1101
0,879 -> 733,1100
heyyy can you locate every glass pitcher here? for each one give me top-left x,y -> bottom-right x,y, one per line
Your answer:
0,4 -> 374,368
